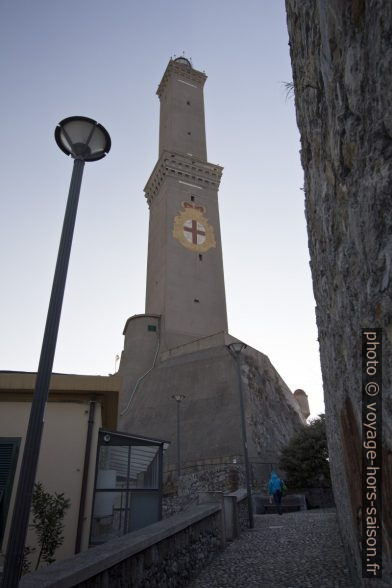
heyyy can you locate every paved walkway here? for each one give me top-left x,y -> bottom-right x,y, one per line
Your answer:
188,509 -> 354,588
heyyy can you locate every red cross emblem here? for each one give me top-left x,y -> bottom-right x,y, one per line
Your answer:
183,220 -> 206,245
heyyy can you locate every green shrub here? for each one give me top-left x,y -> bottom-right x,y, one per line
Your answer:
23,482 -> 70,572
279,414 -> 331,489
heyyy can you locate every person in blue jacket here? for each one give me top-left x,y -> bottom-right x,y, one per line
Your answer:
268,471 -> 284,514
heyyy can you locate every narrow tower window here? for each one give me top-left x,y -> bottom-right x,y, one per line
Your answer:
186,101 -> 191,105
191,195 -> 195,202
199,254 -> 203,261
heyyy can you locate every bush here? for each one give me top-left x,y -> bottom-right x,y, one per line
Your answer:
23,482 -> 70,572
278,414 -> 331,489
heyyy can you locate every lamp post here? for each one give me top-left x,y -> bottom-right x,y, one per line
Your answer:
172,394 -> 186,478
2,116 -> 111,587
227,341 -> 254,529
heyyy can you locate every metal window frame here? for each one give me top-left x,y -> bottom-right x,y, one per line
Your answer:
89,429 -> 164,546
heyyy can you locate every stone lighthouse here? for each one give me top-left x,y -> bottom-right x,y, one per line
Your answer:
144,57 -> 227,351
118,58 -> 306,487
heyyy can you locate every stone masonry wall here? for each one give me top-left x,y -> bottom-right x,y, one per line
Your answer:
285,1 -> 392,585
244,350 -> 305,465
19,505 -> 223,588
237,495 -> 249,532
162,462 -> 246,518
79,513 -> 221,588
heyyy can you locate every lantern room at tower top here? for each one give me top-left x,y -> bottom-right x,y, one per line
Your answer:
157,56 -> 207,160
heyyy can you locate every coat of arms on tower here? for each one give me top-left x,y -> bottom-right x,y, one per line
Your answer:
172,201 -> 216,252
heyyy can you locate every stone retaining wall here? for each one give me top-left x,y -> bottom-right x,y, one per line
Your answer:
162,461 -> 247,519
19,490 -> 249,588
225,489 -> 249,532
237,495 -> 249,532
19,505 -> 222,588
304,487 -> 335,509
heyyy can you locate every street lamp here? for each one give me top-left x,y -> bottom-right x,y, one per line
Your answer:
172,394 -> 186,478
227,341 -> 254,529
2,116 -> 111,587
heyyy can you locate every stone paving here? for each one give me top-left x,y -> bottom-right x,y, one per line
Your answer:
187,508 -> 354,588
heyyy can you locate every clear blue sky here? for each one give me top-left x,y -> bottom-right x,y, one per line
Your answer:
0,0 -> 324,418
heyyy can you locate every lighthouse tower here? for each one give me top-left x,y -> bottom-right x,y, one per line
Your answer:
118,59 -> 305,482
144,57 -> 228,350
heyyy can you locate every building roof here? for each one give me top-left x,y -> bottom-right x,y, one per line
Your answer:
0,371 -> 121,429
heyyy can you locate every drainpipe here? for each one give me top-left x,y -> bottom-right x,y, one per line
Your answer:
75,398 -> 96,553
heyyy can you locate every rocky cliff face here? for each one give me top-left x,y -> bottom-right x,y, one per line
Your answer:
285,1 -> 392,584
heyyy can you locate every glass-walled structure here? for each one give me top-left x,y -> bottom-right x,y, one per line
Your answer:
90,430 -> 165,545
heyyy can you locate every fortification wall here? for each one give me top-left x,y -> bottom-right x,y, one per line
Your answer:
285,1 -> 392,584
119,339 -> 304,482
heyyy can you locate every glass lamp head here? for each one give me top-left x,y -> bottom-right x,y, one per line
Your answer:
55,116 -> 111,161
173,56 -> 192,68
172,394 -> 186,402
228,341 -> 247,354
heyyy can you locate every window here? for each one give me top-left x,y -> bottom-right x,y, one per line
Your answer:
0,438 -> 20,543
191,196 -> 195,202
199,254 -> 203,261
147,325 -> 157,332
90,432 -> 163,545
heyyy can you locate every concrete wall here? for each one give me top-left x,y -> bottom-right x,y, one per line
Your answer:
0,400 -> 101,564
285,1 -> 392,584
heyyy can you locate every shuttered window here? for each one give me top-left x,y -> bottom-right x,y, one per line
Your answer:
0,438 -> 20,543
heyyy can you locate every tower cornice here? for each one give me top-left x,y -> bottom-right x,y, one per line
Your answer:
157,59 -> 207,98
144,151 -> 223,207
